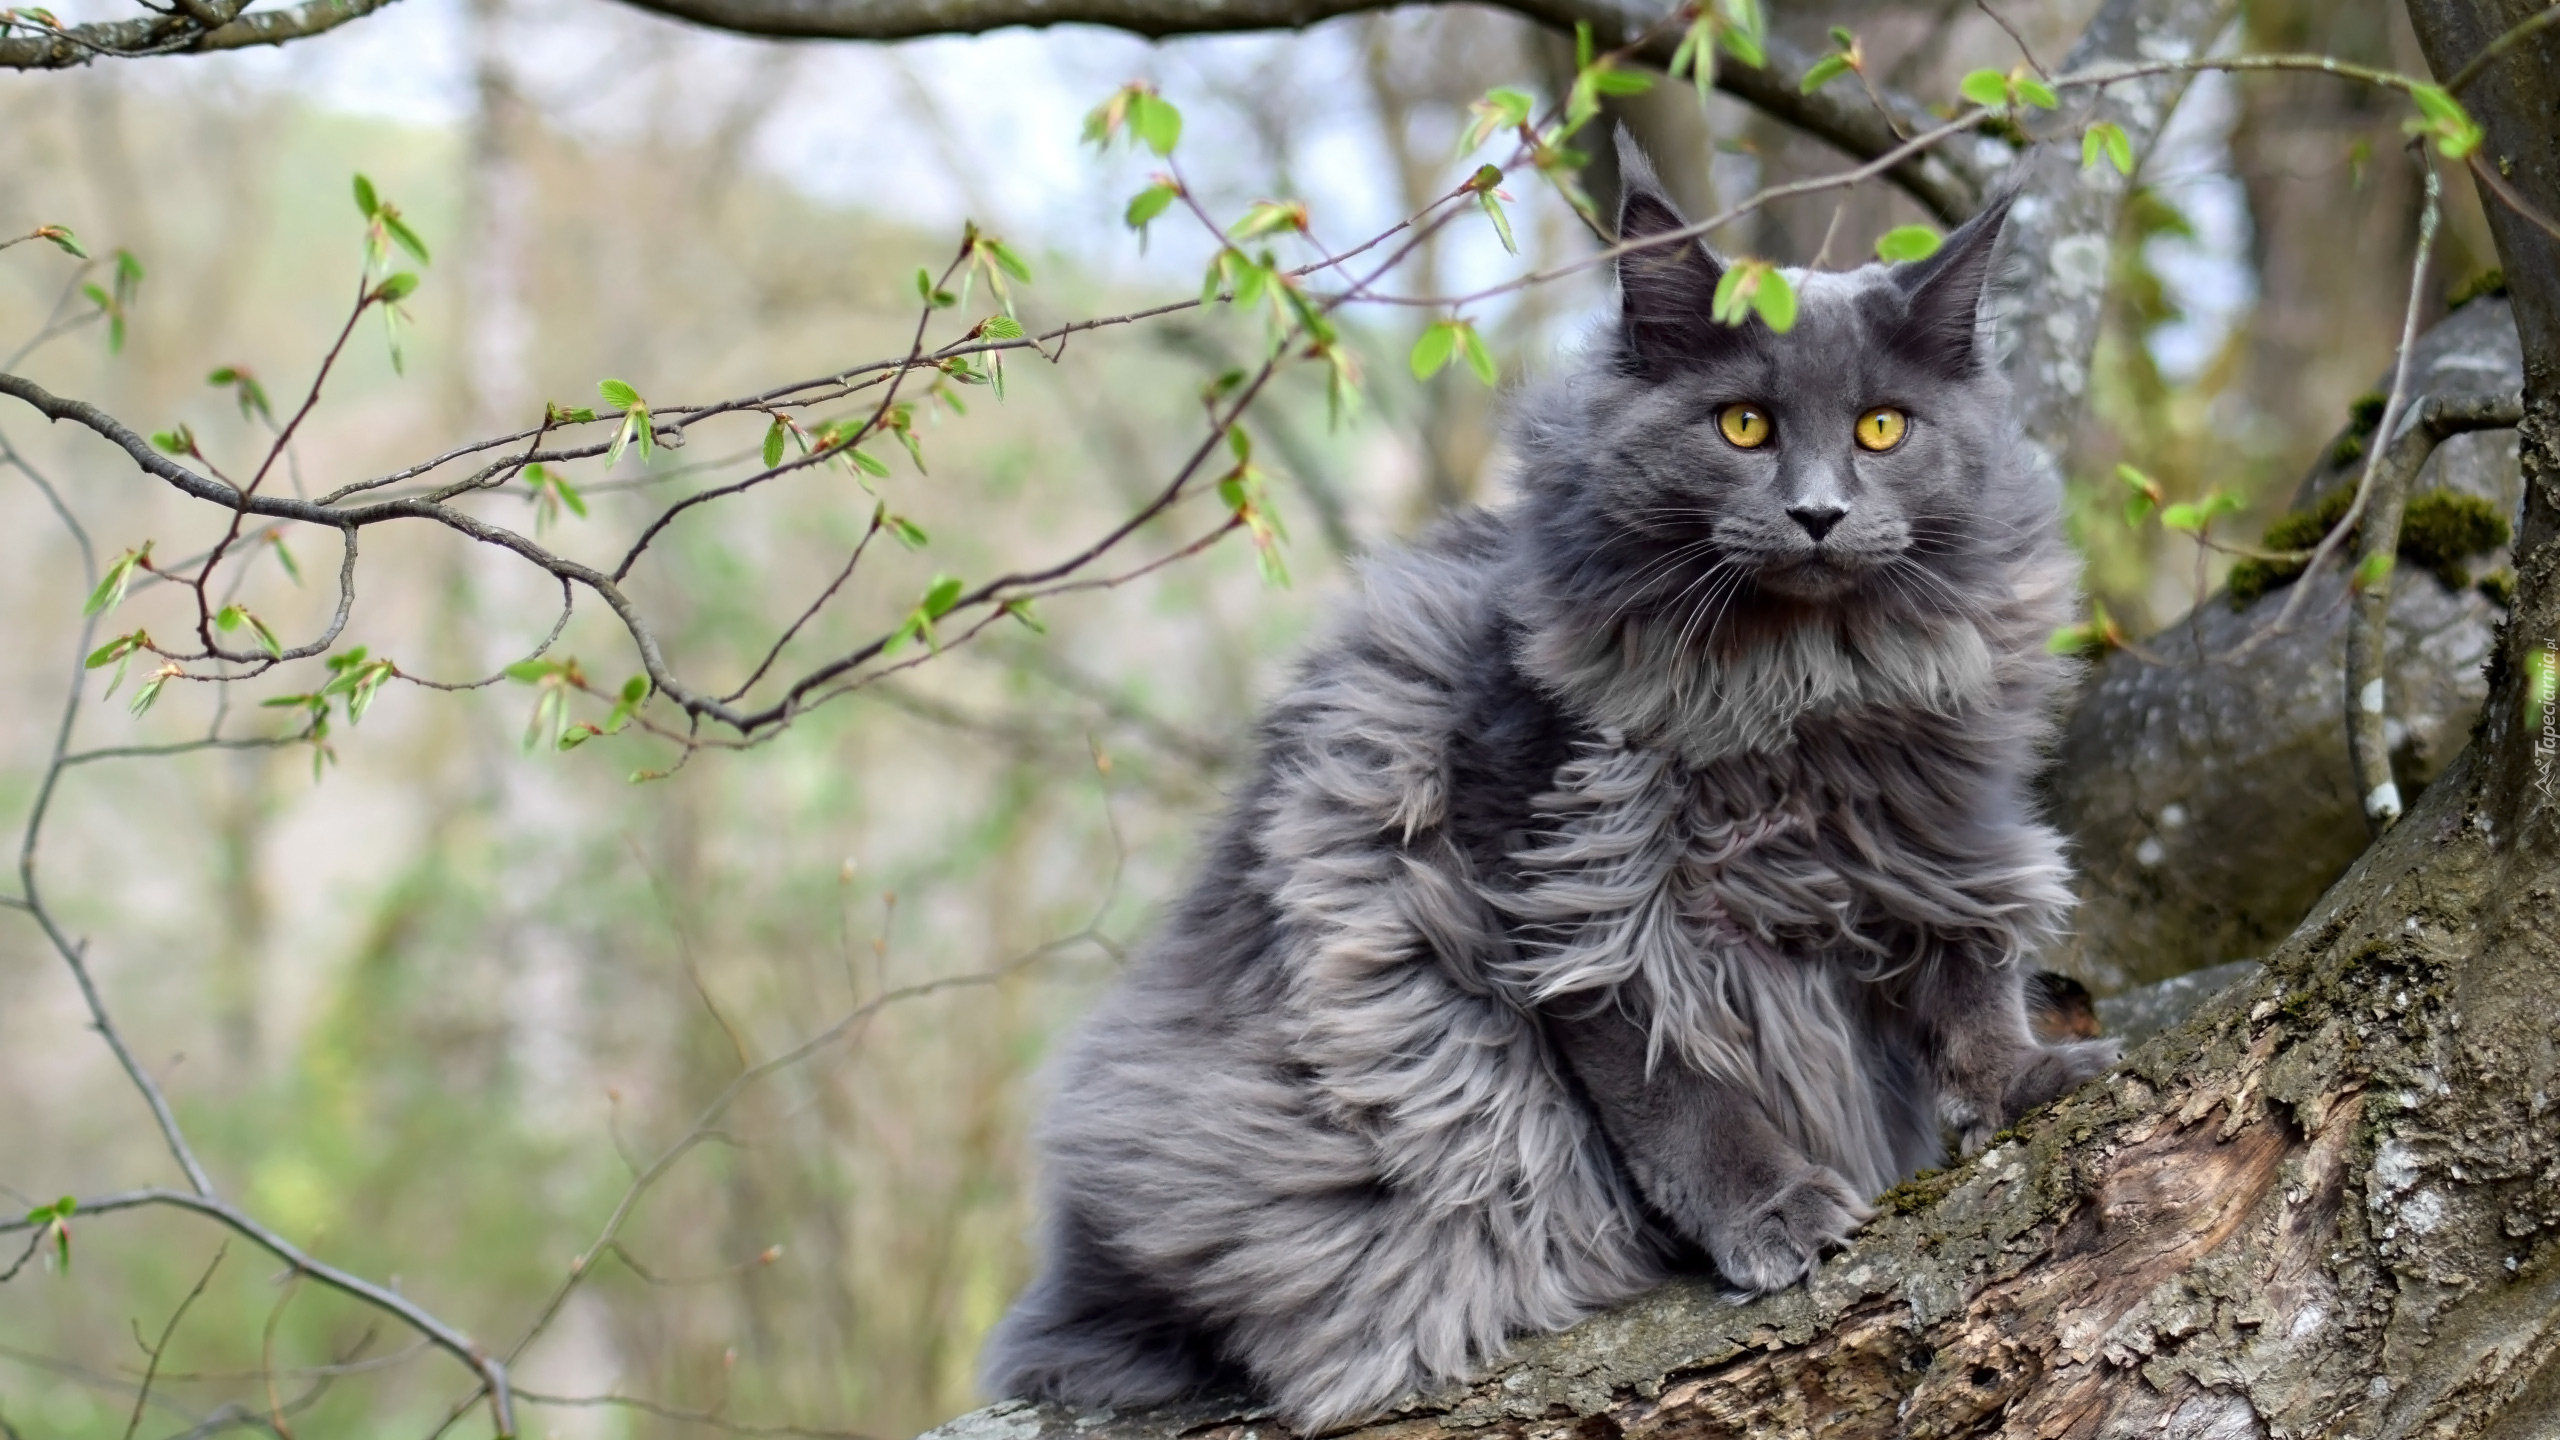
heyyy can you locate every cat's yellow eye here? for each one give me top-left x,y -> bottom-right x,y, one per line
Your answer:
1717,403 -> 1772,450
1855,406 -> 1909,452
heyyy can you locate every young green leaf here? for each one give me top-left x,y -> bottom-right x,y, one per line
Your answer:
2046,621 -> 2104,656
1716,0 -> 1767,68
209,365 -> 274,424
2116,462 -> 2162,526
86,630 -> 148,697
130,664 -> 177,716
762,417 -> 787,470
2013,76 -> 2059,110
597,378 -> 641,409
1458,323 -> 1499,387
982,237 -> 1033,283
1711,263 -> 1755,326
353,173 -> 380,219
246,611 -> 283,660
1126,181 -> 1179,239
83,543 -> 151,618
1474,187 -> 1519,256
1750,267 -> 1797,333
1799,53 -> 1853,93
1129,91 -> 1183,155
1409,319 -> 1462,381
1874,224 -> 1943,262
1959,68 -> 2011,110
382,212 -> 431,266
2082,120 -> 2135,175
921,574 -> 965,618
84,631 -> 146,669
372,271 -> 419,303
1464,87 -> 1536,151
1668,14 -> 1717,105
2405,83 -> 2483,158
1230,200 -> 1310,241
38,225 -> 85,259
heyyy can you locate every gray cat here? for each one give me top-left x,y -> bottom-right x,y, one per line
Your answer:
982,144 -> 2118,1430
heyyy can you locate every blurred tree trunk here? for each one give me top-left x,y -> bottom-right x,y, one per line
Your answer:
920,4 -> 2560,1434
2050,296 -> 2523,990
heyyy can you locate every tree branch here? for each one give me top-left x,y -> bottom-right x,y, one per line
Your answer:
0,1190 -> 515,1437
604,0 -> 1990,217
0,0 -> 400,70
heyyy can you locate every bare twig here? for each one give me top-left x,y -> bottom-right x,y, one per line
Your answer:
123,1243 -> 227,1440
1976,0 -> 2051,81
2342,162 -> 2442,833
0,1228 -> 42,1283
0,1188 -> 516,1433
2227,152 -> 2443,662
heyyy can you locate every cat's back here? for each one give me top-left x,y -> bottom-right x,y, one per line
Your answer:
1092,507 -> 1529,1016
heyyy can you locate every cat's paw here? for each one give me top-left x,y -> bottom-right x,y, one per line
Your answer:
1711,1168 -> 1873,1293
1941,1038 -> 2122,1155
2001,1037 -> 2122,1117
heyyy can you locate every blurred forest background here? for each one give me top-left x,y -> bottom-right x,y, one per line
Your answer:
0,0 -> 2508,1434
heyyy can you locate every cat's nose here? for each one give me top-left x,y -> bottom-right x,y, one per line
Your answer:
1787,502 -> 1847,543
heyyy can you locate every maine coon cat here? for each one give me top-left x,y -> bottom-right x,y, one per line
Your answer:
982,141 -> 2118,1430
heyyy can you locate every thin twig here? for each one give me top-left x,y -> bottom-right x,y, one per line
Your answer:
2343,161 -> 2441,832
2224,146 -> 2442,661
1975,0 -> 2051,81
122,1243 -> 227,1440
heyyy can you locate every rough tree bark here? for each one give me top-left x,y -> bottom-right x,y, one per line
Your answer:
921,2 -> 2560,1435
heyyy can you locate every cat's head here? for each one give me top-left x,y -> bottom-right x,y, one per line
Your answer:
1515,138 -> 2039,646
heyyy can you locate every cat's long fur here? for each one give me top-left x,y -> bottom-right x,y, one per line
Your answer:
983,144 -> 2116,1429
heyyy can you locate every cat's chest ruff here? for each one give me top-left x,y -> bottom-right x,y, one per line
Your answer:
1518,609 -> 1999,770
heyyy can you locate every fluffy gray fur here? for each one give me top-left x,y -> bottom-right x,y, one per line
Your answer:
982,141 -> 2117,1430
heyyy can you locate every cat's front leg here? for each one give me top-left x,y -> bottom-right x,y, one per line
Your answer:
1545,1006 -> 1870,1292
1922,956 -> 2119,1154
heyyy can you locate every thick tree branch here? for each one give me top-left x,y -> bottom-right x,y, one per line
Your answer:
0,0 -> 400,70
604,0 -> 1990,216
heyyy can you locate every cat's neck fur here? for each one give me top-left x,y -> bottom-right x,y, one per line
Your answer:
1507,571 -> 2000,768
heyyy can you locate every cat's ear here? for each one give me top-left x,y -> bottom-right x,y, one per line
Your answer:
1614,128 -> 1732,374
1887,185 -> 2017,374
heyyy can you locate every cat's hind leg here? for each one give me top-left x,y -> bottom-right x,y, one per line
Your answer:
979,1205 -> 1235,1411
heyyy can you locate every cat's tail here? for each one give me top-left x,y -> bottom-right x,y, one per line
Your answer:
979,1223 -> 1233,1412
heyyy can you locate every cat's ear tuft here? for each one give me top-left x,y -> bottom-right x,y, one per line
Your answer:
1613,127 -> 1731,375
1887,184 -> 2017,374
